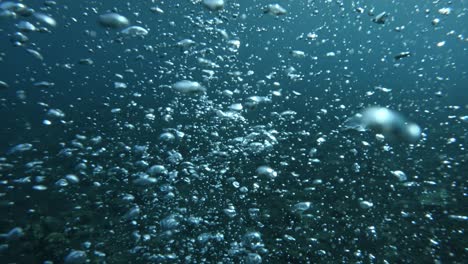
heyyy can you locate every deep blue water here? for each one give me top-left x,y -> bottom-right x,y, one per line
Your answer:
0,1 -> 467,263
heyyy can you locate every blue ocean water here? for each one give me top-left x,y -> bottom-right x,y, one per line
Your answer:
0,0 -> 467,263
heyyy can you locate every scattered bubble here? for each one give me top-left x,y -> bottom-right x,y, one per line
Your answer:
99,13 -> 129,28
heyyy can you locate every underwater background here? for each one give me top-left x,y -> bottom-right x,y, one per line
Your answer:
0,0 -> 467,263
